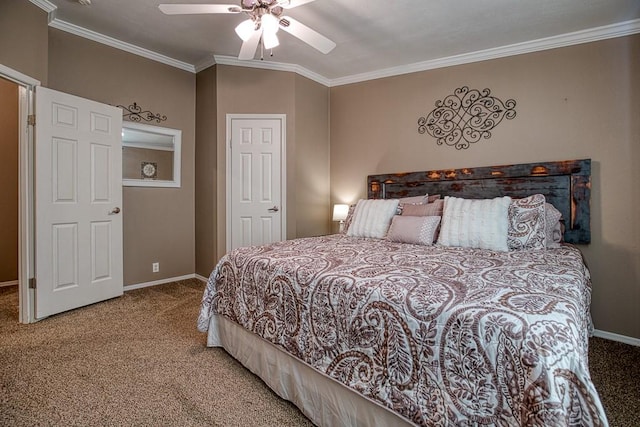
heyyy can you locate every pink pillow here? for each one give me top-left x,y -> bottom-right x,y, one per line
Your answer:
387,215 -> 441,246
398,194 -> 429,205
401,199 -> 444,217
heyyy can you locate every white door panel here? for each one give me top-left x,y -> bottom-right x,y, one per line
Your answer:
35,87 -> 123,319
228,116 -> 285,250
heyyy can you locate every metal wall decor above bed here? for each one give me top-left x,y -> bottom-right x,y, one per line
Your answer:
417,86 -> 517,150
368,159 -> 591,244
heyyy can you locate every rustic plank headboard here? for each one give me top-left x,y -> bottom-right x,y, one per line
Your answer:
367,159 -> 591,244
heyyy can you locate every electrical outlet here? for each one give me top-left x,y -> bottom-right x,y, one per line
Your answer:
152,262 -> 159,273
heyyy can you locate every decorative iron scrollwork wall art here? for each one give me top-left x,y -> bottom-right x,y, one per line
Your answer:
117,102 -> 167,123
418,86 -> 516,150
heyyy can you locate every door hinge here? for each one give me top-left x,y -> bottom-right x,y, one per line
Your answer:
29,277 -> 36,289
27,114 -> 36,126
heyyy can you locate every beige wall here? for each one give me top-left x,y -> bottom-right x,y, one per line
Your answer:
330,35 -> 640,339
0,78 -> 19,283
48,29 -> 196,285
123,147 -> 173,181
195,66 -> 218,277
0,0 -> 48,84
212,65 -> 330,263
294,74 -> 331,237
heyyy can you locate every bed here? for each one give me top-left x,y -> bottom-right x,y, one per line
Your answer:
198,159 -> 608,426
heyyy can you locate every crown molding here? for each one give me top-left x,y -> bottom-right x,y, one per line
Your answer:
26,0 -> 640,86
48,18 -> 196,73
194,56 -> 217,73
329,18 -> 640,87
213,55 -> 331,86
29,0 -> 56,13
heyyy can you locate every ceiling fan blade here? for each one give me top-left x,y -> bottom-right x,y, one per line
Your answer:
279,0 -> 317,9
238,30 -> 262,60
279,17 -> 335,54
158,4 -> 241,15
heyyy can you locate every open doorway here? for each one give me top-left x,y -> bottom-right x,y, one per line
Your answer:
0,63 -> 38,324
0,76 -> 19,320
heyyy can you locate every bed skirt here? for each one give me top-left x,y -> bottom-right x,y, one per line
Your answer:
207,314 -> 416,427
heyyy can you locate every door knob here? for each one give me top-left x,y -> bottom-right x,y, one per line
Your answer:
109,207 -> 121,215
268,206 -> 279,212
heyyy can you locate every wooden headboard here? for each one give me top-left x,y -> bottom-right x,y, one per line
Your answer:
367,159 -> 591,244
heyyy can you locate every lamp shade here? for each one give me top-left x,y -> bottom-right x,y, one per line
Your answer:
263,31 -> 280,49
235,19 -> 256,41
261,13 -> 279,34
332,204 -> 349,222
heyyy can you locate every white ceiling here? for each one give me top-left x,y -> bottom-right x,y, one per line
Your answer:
38,0 -> 640,85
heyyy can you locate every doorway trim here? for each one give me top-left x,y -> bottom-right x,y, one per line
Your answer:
0,64 -> 40,324
225,114 -> 287,252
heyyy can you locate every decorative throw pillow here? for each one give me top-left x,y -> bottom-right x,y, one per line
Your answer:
427,194 -> 442,203
340,204 -> 356,234
387,215 -> 441,246
438,196 -> 512,251
397,193 -> 428,214
346,199 -> 400,239
398,194 -> 429,205
545,203 -> 563,248
401,199 -> 444,217
507,194 -> 547,251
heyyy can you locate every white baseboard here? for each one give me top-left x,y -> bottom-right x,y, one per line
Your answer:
0,280 -> 19,288
194,274 -> 208,283
593,329 -> 640,347
123,274 -> 197,291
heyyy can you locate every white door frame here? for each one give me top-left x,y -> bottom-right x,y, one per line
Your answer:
0,64 -> 40,324
225,114 -> 287,252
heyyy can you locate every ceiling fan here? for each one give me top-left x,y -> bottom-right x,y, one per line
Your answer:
159,0 -> 336,60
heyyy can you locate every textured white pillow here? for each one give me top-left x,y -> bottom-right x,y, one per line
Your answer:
438,196 -> 512,251
346,199 -> 400,238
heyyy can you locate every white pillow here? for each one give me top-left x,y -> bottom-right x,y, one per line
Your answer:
346,199 -> 400,238
438,196 -> 512,251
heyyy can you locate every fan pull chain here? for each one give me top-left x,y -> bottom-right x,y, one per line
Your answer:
257,36 -> 274,61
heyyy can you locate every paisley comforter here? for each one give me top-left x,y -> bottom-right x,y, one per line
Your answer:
198,234 -> 607,426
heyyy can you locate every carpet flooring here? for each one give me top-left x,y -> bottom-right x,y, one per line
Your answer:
0,280 -> 638,426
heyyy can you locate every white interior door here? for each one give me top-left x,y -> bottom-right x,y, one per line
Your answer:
228,115 -> 286,250
35,87 -> 123,319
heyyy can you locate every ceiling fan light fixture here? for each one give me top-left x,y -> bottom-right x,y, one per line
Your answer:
261,13 -> 280,34
263,31 -> 280,49
235,19 -> 256,41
